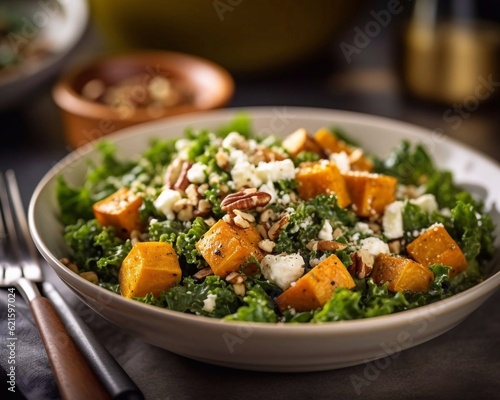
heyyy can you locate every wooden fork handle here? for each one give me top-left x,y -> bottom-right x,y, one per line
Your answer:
30,297 -> 110,400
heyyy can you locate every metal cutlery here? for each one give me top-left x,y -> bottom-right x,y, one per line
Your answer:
0,170 -> 143,400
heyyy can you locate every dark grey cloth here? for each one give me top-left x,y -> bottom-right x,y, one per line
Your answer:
0,289 -> 59,400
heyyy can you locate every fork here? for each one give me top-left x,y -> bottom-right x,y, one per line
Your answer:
0,170 -> 110,400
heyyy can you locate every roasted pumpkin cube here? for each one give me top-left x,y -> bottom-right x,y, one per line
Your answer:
406,223 -> 467,278
372,253 -> 434,293
313,128 -> 373,172
275,254 -> 355,313
282,128 -> 323,157
195,219 -> 263,278
119,241 -> 182,298
295,161 -> 351,207
313,127 -> 349,154
342,171 -> 397,217
93,187 -> 143,239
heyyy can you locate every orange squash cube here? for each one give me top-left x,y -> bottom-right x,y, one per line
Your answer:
195,219 -> 263,278
275,254 -> 355,313
295,161 -> 351,207
406,223 -> 468,278
119,241 -> 182,298
342,171 -> 397,217
92,187 -> 143,239
372,254 -> 434,293
313,128 -> 373,172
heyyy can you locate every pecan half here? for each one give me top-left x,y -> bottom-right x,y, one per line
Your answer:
220,190 -> 272,212
173,161 -> 192,191
348,249 -> 374,279
307,240 -> 347,252
164,158 -> 192,191
268,214 -> 290,241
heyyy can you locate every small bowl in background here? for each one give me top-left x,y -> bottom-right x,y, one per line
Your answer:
52,51 -> 234,148
0,0 -> 89,111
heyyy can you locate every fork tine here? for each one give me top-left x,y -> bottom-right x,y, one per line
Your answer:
0,173 -> 23,283
6,170 -> 41,263
3,170 -> 43,281
1,171 -> 42,282
0,173 -> 21,260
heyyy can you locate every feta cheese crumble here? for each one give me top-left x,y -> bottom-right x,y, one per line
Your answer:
260,253 -> 305,290
202,294 -> 218,313
154,189 -> 182,220
360,237 -> 390,256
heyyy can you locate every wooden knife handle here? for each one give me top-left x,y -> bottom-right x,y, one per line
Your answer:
30,297 -> 110,400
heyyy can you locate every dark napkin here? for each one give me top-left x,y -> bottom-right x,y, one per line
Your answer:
1,288 -> 59,400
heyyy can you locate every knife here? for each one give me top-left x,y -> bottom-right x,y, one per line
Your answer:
43,282 -> 144,400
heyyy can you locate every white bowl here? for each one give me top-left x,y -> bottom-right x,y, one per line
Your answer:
29,107 -> 500,372
0,0 -> 89,110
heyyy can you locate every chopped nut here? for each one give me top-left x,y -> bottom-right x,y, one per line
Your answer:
222,213 -> 233,224
259,209 -> 274,223
130,229 -> 141,246
193,267 -> 214,280
258,239 -> 276,253
348,148 -> 364,164
316,240 -> 347,252
233,209 -> 255,223
173,161 -> 193,191
215,148 -> 230,169
268,214 -> 290,241
164,158 -> 184,188
185,184 -> 200,204
226,271 -> 244,284
256,224 -> 269,239
388,239 -> 402,254
173,198 -> 194,221
195,199 -> 212,217
221,190 -> 272,212
60,257 -> 79,274
348,249 -> 374,279
233,282 -> 246,296
197,183 -> 209,196
80,271 -> 99,284
204,217 -> 216,227
233,214 -> 250,228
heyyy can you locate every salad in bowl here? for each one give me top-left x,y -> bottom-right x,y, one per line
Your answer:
55,113 -> 495,323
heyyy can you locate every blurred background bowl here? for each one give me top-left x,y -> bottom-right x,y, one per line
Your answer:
0,0 -> 89,110
52,51 -> 234,148
88,0 -> 361,76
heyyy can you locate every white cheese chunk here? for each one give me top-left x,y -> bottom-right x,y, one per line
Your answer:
355,222 -> 373,234
411,194 -> 438,213
360,237 -> 390,256
318,220 -> 334,241
202,294 -> 217,313
383,200 -> 404,239
187,162 -> 207,184
222,132 -> 247,150
255,159 -> 296,183
154,188 -> 182,220
230,160 -> 262,189
329,151 -> 351,173
260,253 -> 305,290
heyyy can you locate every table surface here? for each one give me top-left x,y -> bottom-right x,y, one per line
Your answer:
1,16 -> 499,400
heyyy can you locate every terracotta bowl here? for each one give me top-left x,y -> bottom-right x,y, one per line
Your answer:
52,51 -> 234,148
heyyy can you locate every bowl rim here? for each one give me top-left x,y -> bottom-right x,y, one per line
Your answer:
51,50 -> 235,121
29,106 -> 500,334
